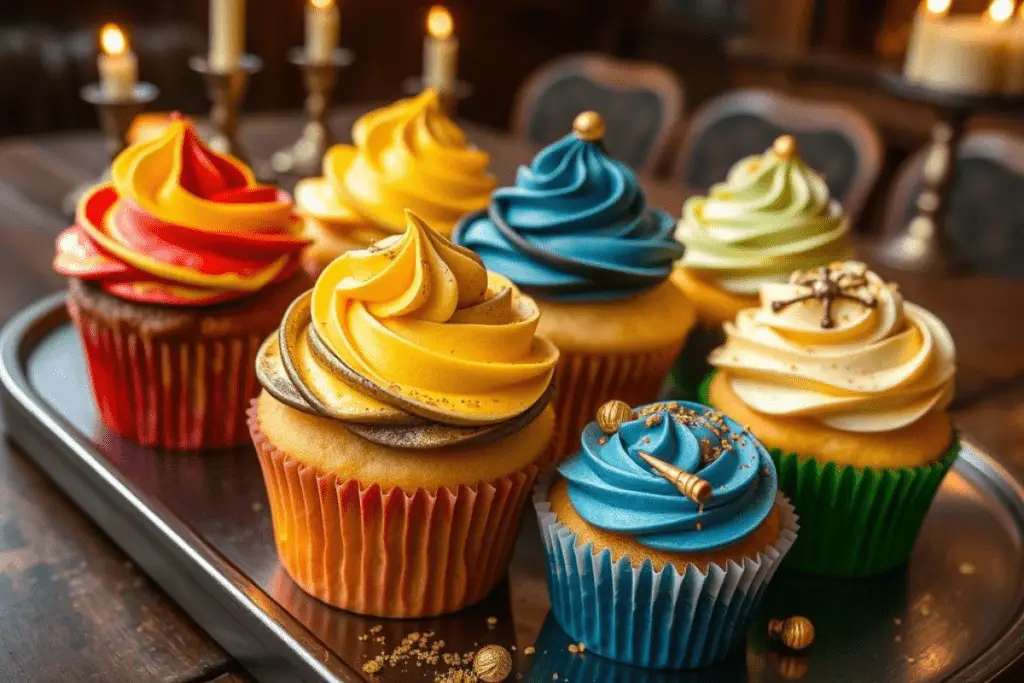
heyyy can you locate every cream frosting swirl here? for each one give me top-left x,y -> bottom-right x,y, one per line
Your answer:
676,137 -> 852,294
709,262 -> 956,432
295,89 -> 497,237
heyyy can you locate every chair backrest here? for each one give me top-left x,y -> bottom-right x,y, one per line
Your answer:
883,130 -> 1024,279
675,88 -> 884,224
512,52 -> 684,175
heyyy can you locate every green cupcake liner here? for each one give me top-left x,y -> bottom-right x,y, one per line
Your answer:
700,371 -> 959,577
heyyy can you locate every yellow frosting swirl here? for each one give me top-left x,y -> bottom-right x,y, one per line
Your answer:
303,210 -> 558,425
709,262 -> 956,433
295,89 -> 497,237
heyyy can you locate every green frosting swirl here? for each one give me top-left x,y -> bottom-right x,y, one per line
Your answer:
675,144 -> 852,294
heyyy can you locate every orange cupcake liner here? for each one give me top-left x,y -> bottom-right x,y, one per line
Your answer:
248,402 -> 540,618
546,343 -> 683,464
69,301 -> 263,450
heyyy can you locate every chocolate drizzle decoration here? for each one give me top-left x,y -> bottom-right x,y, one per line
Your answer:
770,263 -> 877,329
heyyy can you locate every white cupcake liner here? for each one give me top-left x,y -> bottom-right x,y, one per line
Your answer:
533,478 -> 799,669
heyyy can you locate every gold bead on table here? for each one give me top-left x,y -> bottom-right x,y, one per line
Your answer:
768,616 -> 815,651
473,645 -> 513,683
573,111 -> 606,142
772,134 -> 798,161
597,400 -> 635,434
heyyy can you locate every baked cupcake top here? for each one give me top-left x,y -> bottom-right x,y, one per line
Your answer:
453,111 -> 682,302
709,261 -> 956,432
294,89 -> 496,236
676,135 -> 852,295
559,400 -> 777,553
256,210 -> 559,449
53,118 -> 305,306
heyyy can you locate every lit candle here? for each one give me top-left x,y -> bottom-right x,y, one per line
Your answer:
98,24 -> 137,100
987,0 -> 1015,22
904,0 -> 952,85
423,5 -> 458,95
306,0 -> 340,63
209,0 -> 245,72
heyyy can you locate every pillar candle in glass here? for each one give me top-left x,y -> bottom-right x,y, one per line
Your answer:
423,5 -> 457,94
306,0 -> 341,62
209,0 -> 245,72
98,24 -> 137,100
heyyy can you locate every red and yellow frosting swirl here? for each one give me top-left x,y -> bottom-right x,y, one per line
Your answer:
54,118 -> 306,305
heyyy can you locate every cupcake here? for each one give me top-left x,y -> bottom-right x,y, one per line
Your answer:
667,136 -> 852,398
454,112 -> 695,460
294,88 -> 496,275
53,118 -> 308,450
706,261 -> 958,577
249,210 -> 559,618
535,399 -> 798,669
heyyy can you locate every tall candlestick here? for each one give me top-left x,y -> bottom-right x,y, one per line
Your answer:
306,0 -> 341,63
423,5 -> 457,95
98,24 -> 138,100
209,0 -> 245,72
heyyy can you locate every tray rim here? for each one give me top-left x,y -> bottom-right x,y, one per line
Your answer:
3,292 -> 1024,683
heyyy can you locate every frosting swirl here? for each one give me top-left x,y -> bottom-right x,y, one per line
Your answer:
257,211 -> 559,446
453,126 -> 681,301
709,261 -> 956,432
295,89 -> 496,237
676,137 -> 852,295
559,401 -> 777,553
54,119 -> 305,305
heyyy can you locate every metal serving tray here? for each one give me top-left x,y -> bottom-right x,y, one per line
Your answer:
2,293 -> 1024,683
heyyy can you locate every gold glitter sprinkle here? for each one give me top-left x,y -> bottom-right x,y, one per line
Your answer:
959,562 -> 976,575
524,646 -> 536,656
362,660 -> 382,674
487,616 -> 498,627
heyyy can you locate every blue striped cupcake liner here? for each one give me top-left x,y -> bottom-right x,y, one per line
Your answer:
534,480 -> 798,669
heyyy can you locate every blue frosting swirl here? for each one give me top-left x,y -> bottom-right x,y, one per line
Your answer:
452,133 -> 682,301
558,401 -> 777,553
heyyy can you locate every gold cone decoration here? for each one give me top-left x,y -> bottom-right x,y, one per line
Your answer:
637,450 -> 712,503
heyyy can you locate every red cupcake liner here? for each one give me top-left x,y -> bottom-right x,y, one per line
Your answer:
546,343 -> 683,464
248,402 -> 540,618
69,301 -> 264,450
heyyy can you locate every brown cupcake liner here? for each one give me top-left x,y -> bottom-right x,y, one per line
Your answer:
248,402 -> 540,618
69,300 -> 263,450
546,343 -> 683,464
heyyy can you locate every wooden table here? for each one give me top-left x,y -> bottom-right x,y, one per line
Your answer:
1,105 -> 1023,682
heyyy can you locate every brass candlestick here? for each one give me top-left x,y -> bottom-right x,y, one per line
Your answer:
62,82 -> 159,216
189,53 -> 262,163
270,47 -> 354,176
401,76 -> 472,117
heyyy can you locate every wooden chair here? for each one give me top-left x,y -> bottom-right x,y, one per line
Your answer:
882,130 -> 1024,279
512,52 -> 684,175
674,88 -> 884,224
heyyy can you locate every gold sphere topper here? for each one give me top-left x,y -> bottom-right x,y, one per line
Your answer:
597,399 -> 635,434
772,134 -> 799,161
473,644 -> 513,682
768,616 -> 816,651
573,111 -> 606,142
638,451 -> 712,504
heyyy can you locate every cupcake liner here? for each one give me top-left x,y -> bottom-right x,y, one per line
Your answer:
700,371 -> 959,577
548,343 -> 682,465
249,402 -> 540,618
663,325 -> 725,402
69,301 -> 263,450
772,441 -> 958,577
533,480 -> 798,669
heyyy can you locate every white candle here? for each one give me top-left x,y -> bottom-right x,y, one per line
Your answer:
209,0 -> 245,72
423,5 -> 457,95
1003,3 -> 1024,91
904,0 -> 952,84
98,24 -> 137,100
306,0 -> 340,63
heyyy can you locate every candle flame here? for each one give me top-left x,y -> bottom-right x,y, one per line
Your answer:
988,0 -> 1015,22
310,0 -> 334,8
427,6 -> 453,39
100,23 -> 128,56
924,0 -> 951,15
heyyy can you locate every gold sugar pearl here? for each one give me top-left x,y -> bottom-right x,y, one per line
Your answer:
768,616 -> 815,651
772,134 -> 798,161
573,111 -> 606,142
597,400 -> 634,434
473,645 -> 513,682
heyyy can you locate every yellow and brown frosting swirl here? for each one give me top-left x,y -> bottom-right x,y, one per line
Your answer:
257,210 -> 559,448
295,89 -> 496,244
709,262 -> 956,433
